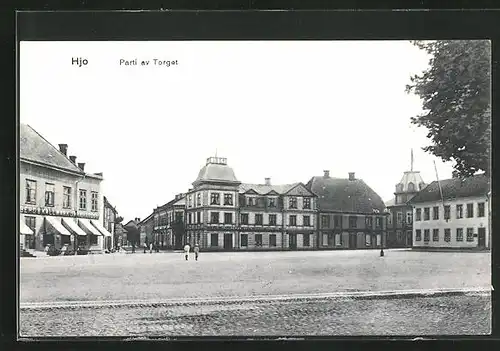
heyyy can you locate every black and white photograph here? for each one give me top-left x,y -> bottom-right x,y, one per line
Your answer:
18,36 -> 491,337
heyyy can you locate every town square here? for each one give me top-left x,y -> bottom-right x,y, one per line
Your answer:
18,39 -> 491,337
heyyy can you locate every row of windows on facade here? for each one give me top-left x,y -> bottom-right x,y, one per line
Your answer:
187,193 -> 312,209
23,216 -> 101,245
415,203 -> 486,221
388,212 -> 413,225
155,212 -> 184,226
320,215 -> 384,229
184,212 -> 313,226
415,227 -> 484,242
25,179 -> 98,211
193,233 -> 313,247
321,233 -> 382,247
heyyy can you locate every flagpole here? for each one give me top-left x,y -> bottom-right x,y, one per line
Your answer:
433,160 -> 446,210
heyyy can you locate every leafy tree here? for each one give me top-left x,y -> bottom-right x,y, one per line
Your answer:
114,216 -> 124,224
406,40 -> 491,177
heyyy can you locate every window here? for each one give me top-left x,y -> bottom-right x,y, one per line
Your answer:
241,213 -> 249,225
303,233 -> 310,247
44,183 -> 55,206
466,203 -> 474,218
433,229 -> 439,242
241,234 -> 248,247
268,198 -> 276,208
467,228 -> 474,242
25,179 -> 37,204
456,228 -> 463,241
224,193 -> 233,206
456,205 -> 463,219
365,217 -> 373,228
91,191 -> 98,212
424,207 -> 430,221
303,215 -> 311,227
188,213 -> 192,224
444,229 -> 451,242
270,234 -> 277,247
349,216 -> 357,228
478,202 -> 485,217
321,215 -> 330,228
432,206 -> 439,220
424,229 -> 430,242
224,213 -> 233,224
197,193 -> 202,206
211,233 -> 218,247
255,234 -> 263,246
322,234 -> 328,246
210,193 -> 220,205
388,214 -> 393,225
63,186 -> 72,208
289,215 -> 297,226
335,233 -> 341,246
415,208 -> 422,221
406,212 -> 413,224
197,212 -> 201,223
210,212 -> 219,223
25,216 -> 36,231
334,215 -> 341,228
415,229 -> 422,241
365,234 -> 372,246
90,234 -> 98,245
289,197 -> 297,209
397,212 -> 403,224
303,198 -> 311,209
79,190 -> 87,210
396,230 -> 402,242
444,205 -> 451,220
407,182 -> 415,192
255,214 -> 263,225
269,214 -> 277,226
375,217 -> 382,228
188,195 -> 193,208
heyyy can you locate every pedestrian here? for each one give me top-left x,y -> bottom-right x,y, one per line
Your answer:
194,243 -> 200,261
149,242 -> 153,254
143,242 -> 147,253
184,243 -> 191,261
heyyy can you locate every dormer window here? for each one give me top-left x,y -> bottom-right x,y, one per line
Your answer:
396,183 -> 404,192
268,198 -> 276,208
407,182 -> 415,192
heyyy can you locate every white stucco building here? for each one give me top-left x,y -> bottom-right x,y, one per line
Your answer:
409,174 -> 490,250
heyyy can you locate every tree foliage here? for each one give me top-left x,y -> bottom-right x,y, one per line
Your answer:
406,40 -> 491,177
114,216 -> 124,224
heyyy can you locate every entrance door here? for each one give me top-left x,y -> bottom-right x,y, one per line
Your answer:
349,233 -> 357,249
478,228 -> 486,248
224,233 -> 233,250
289,234 -> 297,249
406,230 -> 413,247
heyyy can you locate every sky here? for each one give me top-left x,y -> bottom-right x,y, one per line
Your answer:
20,40 -> 456,222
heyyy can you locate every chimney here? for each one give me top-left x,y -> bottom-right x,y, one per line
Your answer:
323,170 -> 330,178
349,172 -> 356,181
58,144 -> 68,155
78,162 -> 85,171
69,156 -> 77,164
265,178 -> 271,185
135,217 -> 141,223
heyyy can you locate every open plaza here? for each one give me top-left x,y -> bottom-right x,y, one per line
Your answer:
19,249 -> 491,336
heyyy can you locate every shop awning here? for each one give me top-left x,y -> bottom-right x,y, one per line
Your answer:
20,220 -> 33,235
78,218 -> 102,236
45,216 -> 71,236
90,220 -> 113,237
62,217 -> 87,236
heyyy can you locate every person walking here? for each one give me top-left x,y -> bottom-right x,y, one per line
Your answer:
149,242 -> 153,254
184,243 -> 191,261
194,243 -> 200,261
143,242 -> 147,254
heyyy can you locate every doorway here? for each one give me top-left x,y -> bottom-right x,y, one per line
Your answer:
289,234 -> 297,249
224,233 -> 233,250
348,233 -> 357,249
478,228 -> 486,248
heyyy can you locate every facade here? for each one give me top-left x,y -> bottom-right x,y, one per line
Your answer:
385,170 -> 427,248
138,213 -> 154,247
152,194 -> 186,250
19,124 -> 112,253
409,174 -> 490,249
306,171 -> 388,249
114,223 -> 128,248
103,196 -> 118,251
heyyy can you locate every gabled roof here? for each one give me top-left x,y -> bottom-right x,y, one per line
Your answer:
138,212 -> 154,226
306,176 -> 386,214
239,183 -> 299,195
408,174 -> 490,204
20,124 -> 84,174
103,196 -> 118,214
385,198 -> 396,207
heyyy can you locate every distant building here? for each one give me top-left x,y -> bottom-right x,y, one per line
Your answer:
137,213 -> 154,247
385,166 -> 427,248
153,194 -> 186,249
409,174 -> 490,250
306,171 -> 387,249
103,196 -> 118,251
114,223 -> 128,248
19,124 -> 112,254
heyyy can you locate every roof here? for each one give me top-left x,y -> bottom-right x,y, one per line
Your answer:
239,183 -> 299,195
138,212 -> 154,225
306,176 -> 386,214
20,124 -> 84,174
385,198 -> 396,207
408,174 -> 490,204
193,157 -> 240,185
103,196 -> 118,213
157,194 -> 186,211
395,171 -> 426,193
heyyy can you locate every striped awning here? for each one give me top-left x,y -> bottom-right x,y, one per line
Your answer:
45,216 -> 71,236
90,220 -> 112,237
62,217 -> 86,236
20,220 -> 33,235
78,218 -> 101,236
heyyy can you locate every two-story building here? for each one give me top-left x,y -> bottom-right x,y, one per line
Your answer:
153,194 -> 186,249
102,196 -> 118,251
19,124 -> 112,254
385,169 -> 427,248
409,173 -> 490,250
138,213 -> 154,247
238,179 -> 317,250
306,171 -> 388,250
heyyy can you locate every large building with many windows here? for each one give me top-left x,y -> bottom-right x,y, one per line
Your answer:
409,174 -> 490,249
19,124 -> 112,254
